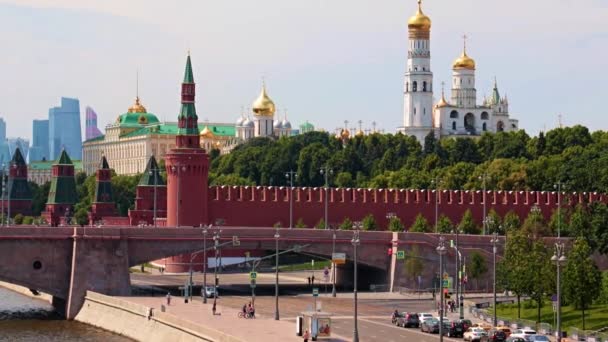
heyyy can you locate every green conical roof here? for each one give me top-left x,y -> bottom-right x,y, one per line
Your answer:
491,78 -> 500,105
100,156 -> 110,169
57,150 -> 73,165
139,156 -> 165,186
11,148 -> 26,166
184,54 -> 194,83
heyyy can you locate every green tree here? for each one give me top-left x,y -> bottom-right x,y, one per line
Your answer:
486,209 -> 503,235
295,218 -> 307,228
13,213 -> 24,225
30,181 -> 50,216
563,237 -> 602,330
410,213 -> 431,233
521,207 -> 551,237
596,272 -> 608,305
590,203 -> 608,254
388,216 -> 404,232
499,230 -> 531,318
469,251 -> 488,290
525,238 -> 554,324
315,218 -> 326,229
502,211 -> 521,233
436,214 -> 453,234
362,214 -> 377,231
339,217 -> 353,230
334,172 -> 354,188
569,204 -> 595,248
74,208 -> 89,227
112,175 -> 140,216
404,246 -> 424,285
22,216 -> 34,225
459,210 -> 480,235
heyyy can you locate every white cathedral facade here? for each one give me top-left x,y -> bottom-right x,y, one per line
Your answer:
398,1 -> 518,143
235,83 -> 291,141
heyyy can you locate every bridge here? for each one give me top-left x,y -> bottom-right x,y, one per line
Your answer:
0,226 -> 501,319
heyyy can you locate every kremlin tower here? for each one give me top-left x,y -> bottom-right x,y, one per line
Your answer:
164,53 -> 209,227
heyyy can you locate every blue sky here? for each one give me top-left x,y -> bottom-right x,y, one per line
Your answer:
0,0 -> 606,141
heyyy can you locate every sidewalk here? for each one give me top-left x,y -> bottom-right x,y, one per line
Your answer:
120,295 -> 350,342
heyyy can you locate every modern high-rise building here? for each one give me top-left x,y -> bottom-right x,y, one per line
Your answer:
7,138 -> 29,162
85,106 -> 103,140
49,97 -> 82,160
29,119 -> 49,162
0,118 -> 6,142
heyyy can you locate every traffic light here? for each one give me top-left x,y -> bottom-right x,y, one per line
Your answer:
444,289 -> 451,299
387,248 -> 393,256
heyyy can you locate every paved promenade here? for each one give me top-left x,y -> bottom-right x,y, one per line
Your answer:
120,295 -> 350,342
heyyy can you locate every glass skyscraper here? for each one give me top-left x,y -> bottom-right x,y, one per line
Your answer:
29,119 -> 49,162
49,97 -> 81,160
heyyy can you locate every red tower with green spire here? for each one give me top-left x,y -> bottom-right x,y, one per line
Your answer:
3,147 -> 33,217
89,156 -> 117,224
165,53 -> 209,227
44,150 -> 77,226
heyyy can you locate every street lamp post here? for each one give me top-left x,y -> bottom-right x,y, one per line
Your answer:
331,228 -> 337,297
491,232 -> 500,327
320,167 -> 333,230
1,165 -> 5,226
203,225 -> 209,304
552,241 -> 567,342
453,225 -> 463,319
274,228 -> 280,320
351,221 -> 362,342
285,171 -> 296,228
213,230 -> 220,307
7,164 -> 14,225
437,236 -> 447,342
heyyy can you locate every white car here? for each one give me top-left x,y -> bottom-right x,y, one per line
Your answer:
510,329 -> 536,340
525,335 -> 550,342
464,327 -> 489,342
203,286 -> 217,298
419,312 -> 434,320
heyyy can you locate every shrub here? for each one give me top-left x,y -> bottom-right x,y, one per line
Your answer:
362,214 -> 377,231
295,218 -> 307,228
339,217 -> 353,230
13,213 -> 24,225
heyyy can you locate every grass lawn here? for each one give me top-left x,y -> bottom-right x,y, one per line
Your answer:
279,260 -> 331,272
496,301 -> 608,332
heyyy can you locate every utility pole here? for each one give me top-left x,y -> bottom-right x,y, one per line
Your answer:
285,171 -> 296,228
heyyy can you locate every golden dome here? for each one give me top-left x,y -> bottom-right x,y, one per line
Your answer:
355,130 -> 364,137
436,96 -> 450,108
408,0 -> 431,32
340,129 -> 350,139
252,84 -> 276,117
128,96 -> 147,113
453,51 -> 476,70
200,125 -> 215,138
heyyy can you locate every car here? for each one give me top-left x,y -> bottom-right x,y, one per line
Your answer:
495,326 -> 512,337
419,312 -> 434,320
421,318 -> 440,333
473,322 -> 494,331
505,337 -> 526,342
525,335 -> 550,342
446,320 -> 465,338
464,327 -> 489,342
397,312 -> 420,328
457,319 -> 473,331
488,329 -> 508,342
510,329 -> 536,340
202,286 -> 217,298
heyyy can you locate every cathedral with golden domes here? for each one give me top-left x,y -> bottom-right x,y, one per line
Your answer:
235,82 -> 292,141
398,0 -> 518,143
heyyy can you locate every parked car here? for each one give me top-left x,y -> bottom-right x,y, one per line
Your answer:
505,337 -> 526,342
419,312 -> 434,320
421,318 -> 440,333
446,320 -> 465,337
488,329 -> 508,342
203,286 -> 217,298
525,335 -> 550,342
397,312 -> 420,328
473,322 -> 494,331
457,319 -> 473,331
510,329 -> 536,340
464,327 -> 490,342
495,326 -> 512,337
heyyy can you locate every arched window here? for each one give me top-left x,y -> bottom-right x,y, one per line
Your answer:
450,110 -> 459,119
452,121 -> 456,130
406,82 -> 409,92
413,81 -> 418,92
482,122 -> 487,131
464,113 -> 475,133
481,112 -> 489,120
423,81 -> 427,92
497,121 -> 505,132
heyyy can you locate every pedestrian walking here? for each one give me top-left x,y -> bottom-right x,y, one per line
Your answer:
303,329 -> 310,342
166,292 -> 171,306
212,301 -> 217,315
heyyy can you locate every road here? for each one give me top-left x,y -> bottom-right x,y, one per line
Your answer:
130,271 -> 485,341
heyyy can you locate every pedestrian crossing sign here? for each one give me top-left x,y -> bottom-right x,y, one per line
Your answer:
249,271 -> 257,280
396,250 -> 405,260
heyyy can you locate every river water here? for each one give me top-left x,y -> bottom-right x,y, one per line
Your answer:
0,287 -> 132,341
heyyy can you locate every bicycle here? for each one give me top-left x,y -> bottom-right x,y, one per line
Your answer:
238,312 -> 255,319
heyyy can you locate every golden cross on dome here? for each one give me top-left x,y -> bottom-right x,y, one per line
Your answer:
441,81 -> 445,96
462,34 -> 468,53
